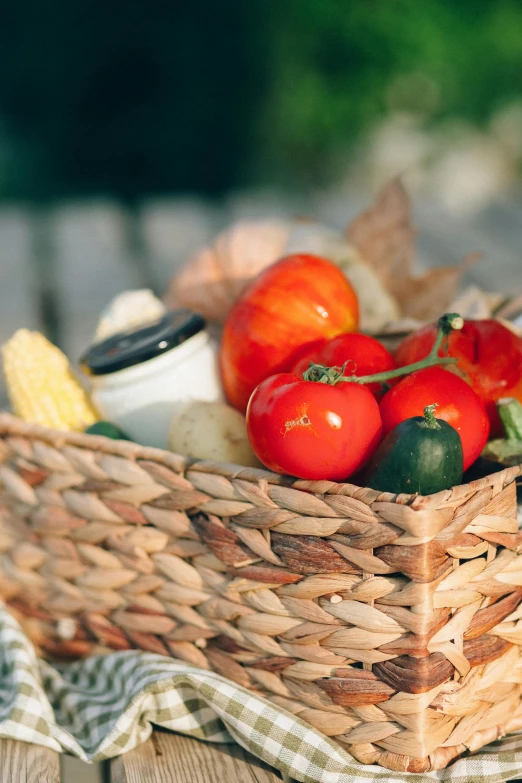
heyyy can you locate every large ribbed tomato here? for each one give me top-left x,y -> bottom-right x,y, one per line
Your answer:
394,319 -> 522,435
246,373 -> 382,480
220,254 -> 359,411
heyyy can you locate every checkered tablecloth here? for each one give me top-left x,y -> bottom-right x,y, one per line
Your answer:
2,605 -> 522,783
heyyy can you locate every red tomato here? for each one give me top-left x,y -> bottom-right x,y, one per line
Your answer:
394,319 -> 522,434
291,332 -> 396,399
289,339 -> 329,376
379,367 -> 490,470
220,254 -> 359,411
246,373 -> 382,480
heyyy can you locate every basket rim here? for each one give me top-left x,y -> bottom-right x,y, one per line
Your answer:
0,410 -> 520,508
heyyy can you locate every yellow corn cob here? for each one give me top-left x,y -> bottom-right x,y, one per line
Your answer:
2,329 -> 98,432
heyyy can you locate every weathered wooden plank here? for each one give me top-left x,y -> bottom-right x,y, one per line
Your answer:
310,190 -> 365,233
464,199 -> 522,291
140,198 -> 217,293
0,739 -> 60,782
110,731 -> 282,783
226,189 -> 300,223
0,209 -> 40,335
61,753 -> 107,783
0,209 -> 42,407
52,203 -> 145,361
415,200 -> 521,292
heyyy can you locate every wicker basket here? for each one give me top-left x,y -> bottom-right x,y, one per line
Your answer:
1,412 -> 522,772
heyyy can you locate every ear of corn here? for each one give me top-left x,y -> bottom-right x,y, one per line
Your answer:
2,329 -> 99,432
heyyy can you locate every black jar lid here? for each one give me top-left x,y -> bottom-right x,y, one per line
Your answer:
80,310 -> 206,376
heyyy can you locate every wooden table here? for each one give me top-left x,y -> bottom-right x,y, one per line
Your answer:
0,732 -> 286,782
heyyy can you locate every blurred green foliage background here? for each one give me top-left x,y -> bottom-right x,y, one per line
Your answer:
0,0 -> 521,201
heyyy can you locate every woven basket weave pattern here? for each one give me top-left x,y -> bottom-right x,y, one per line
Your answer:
1,413 -> 522,773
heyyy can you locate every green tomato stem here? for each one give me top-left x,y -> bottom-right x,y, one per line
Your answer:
338,355 -> 457,385
303,312 -> 463,386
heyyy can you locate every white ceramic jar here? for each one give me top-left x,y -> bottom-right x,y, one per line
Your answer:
81,311 -> 224,449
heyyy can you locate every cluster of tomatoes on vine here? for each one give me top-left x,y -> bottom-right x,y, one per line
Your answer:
218,253 -> 522,488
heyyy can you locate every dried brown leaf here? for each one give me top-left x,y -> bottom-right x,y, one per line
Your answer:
347,178 -> 480,320
396,254 -> 480,321
347,178 -> 414,292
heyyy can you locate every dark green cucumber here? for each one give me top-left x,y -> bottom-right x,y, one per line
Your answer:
365,404 -> 463,495
85,421 -> 132,441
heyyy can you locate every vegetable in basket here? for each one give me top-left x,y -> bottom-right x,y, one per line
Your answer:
290,332 -> 397,399
394,318 -> 522,434
220,253 -> 359,412
165,216 -> 400,332
365,404 -> 464,495
2,329 -> 98,432
168,400 -> 261,467
93,289 -> 166,342
246,312 -> 484,483
246,371 -> 382,480
85,421 -> 131,440
379,367 -> 490,470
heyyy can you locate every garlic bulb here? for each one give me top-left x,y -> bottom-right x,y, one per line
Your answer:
94,289 -> 166,342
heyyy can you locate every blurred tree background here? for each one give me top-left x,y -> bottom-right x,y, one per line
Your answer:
0,0 -> 521,202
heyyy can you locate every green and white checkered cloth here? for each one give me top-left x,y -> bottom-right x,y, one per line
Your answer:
2,608 -> 522,783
